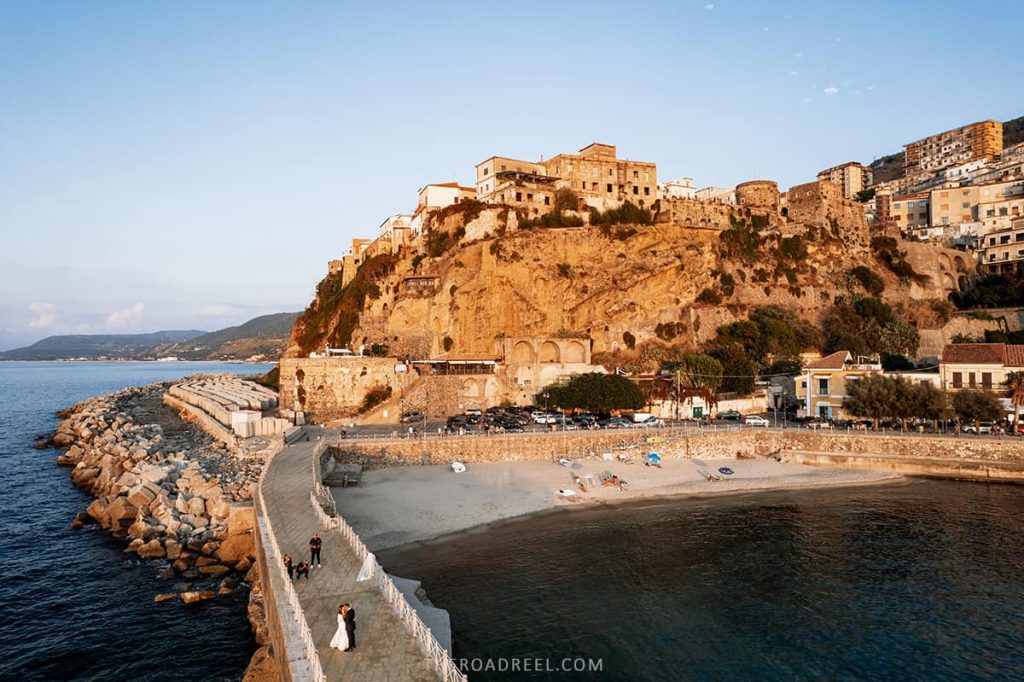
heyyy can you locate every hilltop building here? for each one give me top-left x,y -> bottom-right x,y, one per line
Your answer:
816,162 -> 872,200
904,120 -> 1003,176
977,217 -> 1024,274
475,142 -> 657,214
661,177 -> 697,199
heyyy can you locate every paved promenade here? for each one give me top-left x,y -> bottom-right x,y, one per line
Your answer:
261,438 -> 438,681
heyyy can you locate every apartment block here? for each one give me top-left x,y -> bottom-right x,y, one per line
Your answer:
976,182 -> 1024,233
475,143 -> 657,214
887,192 -> 930,234
978,217 -> 1024,275
816,162 -> 872,200
904,120 -> 1003,175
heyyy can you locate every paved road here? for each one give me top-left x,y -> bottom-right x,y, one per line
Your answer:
261,438 -> 438,682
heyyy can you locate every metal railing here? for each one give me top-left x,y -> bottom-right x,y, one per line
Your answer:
310,442 -> 468,682
254,435 -> 326,682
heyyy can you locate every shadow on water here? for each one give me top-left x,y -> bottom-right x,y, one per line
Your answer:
381,480 -> 1024,681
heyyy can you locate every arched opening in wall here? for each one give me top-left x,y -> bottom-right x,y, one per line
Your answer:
511,341 -> 535,364
781,207 -> 788,218
462,379 -> 481,400
958,275 -> 968,290
954,255 -> 968,273
564,340 -> 586,364
940,253 -> 953,272
539,341 -> 561,363
484,378 -> 499,398
942,272 -> 956,292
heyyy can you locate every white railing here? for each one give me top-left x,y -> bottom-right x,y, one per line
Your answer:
311,443 -> 468,682
255,436 -> 327,682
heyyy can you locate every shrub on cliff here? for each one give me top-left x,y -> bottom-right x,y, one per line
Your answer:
541,372 -> 645,413
589,201 -> 653,227
295,253 -> 397,354
848,265 -> 886,296
360,385 -> 392,413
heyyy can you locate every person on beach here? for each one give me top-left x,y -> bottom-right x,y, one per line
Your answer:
330,604 -> 350,652
343,602 -> 356,650
295,560 -> 311,579
310,532 -> 322,567
283,554 -> 294,579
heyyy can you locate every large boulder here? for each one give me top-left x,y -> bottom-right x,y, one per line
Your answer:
180,590 -> 216,605
198,564 -> 230,577
227,504 -> 255,536
215,533 -> 254,564
137,539 -> 165,558
106,496 -> 138,528
127,485 -> 157,510
86,497 -> 110,527
165,539 -> 182,561
187,496 -> 206,517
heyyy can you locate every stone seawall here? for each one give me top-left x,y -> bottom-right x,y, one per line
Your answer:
329,428 -> 1024,482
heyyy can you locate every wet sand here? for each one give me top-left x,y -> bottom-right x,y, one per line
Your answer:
332,457 -> 900,551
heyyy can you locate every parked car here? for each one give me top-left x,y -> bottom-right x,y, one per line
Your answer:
399,411 -> 424,423
963,421 -> 996,434
531,412 -> 557,424
805,418 -> 829,430
744,415 -> 769,427
716,410 -> 742,421
465,408 -> 482,417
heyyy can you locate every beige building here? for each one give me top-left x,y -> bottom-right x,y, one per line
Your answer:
889,192 -> 930,235
904,120 -> 1003,175
976,182 -> 1024,233
795,351 -> 882,420
978,217 -> 1024,274
816,162 -> 873,200
940,343 -> 1024,392
475,142 -> 657,214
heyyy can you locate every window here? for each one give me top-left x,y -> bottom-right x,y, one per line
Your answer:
607,183 -> 612,193
894,203 -> 902,209
940,204 -> 949,211
950,371 -> 962,389
1000,208 -> 1008,216
644,186 -> 650,196
962,202 -> 971,208
1001,236 -> 1010,244
1016,233 -> 1024,242
483,168 -> 489,176
515,192 -> 522,202
817,378 -> 829,396
969,373 -> 976,388
633,170 -> 639,179
990,237 -> 997,246
544,196 -> 550,206
527,193 -> 533,201
982,372 -> 992,389
633,186 -> 639,195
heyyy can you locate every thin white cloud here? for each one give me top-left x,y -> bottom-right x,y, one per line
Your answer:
704,3 -> 714,9
823,86 -> 839,95
794,52 -> 803,58
106,302 -> 144,329
790,70 -> 799,76
866,85 -> 877,91
28,302 -> 56,329
803,97 -> 812,102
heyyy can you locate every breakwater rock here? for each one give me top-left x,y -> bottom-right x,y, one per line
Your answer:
52,381 -> 264,593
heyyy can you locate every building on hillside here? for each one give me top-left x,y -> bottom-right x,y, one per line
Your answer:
888,192 -> 931,236
661,177 -> 697,199
475,143 -> 657,213
976,181 -> 1024,233
816,162 -> 873,200
977,217 -> 1024,274
694,186 -> 736,204
939,343 -> 1024,392
795,351 -> 882,420
378,213 -> 414,250
904,120 -> 1003,176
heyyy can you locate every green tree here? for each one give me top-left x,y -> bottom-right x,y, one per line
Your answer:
843,374 -> 895,428
671,354 -> 723,409
879,320 -> 920,357
952,389 -> 1005,429
542,373 -> 645,413
708,345 -> 757,395
1004,371 -> 1024,432
553,188 -> 581,212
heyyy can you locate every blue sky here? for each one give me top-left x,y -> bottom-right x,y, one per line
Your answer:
1,0 -> 1021,349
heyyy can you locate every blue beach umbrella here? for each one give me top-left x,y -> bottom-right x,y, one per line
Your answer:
645,452 -> 662,465
718,466 -> 735,476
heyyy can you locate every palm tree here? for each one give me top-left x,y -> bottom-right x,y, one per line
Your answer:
1004,371 -> 1024,435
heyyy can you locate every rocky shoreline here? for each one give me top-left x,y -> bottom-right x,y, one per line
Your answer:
47,380 -> 278,681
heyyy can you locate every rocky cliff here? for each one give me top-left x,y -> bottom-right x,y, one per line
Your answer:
286,182 -> 968,361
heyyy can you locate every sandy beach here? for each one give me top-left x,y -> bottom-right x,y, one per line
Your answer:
332,457 -> 900,551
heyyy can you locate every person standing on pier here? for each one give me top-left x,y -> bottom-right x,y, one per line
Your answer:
283,553 -> 294,579
310,532 -> 323,568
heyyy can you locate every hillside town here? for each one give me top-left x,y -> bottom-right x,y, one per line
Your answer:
277,118 -> 1024,433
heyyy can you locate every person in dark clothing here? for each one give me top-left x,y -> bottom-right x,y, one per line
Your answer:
283,554 -> 294,579
295,560 -> 310,579
309,533 -> 323,568
342,602 -> 356,650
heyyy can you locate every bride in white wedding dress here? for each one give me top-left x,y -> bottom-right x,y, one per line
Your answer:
330,605 -> 349,652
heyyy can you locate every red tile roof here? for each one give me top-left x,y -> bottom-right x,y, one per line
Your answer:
805,351 -> 852,370
1004,345 -> 1024,368
941,343 -> 1005,365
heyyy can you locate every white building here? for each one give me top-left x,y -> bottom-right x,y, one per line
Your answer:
661,177 -> 697,199
695,186 -> 736,204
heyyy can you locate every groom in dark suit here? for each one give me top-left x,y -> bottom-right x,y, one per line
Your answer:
343,602 -> 356,651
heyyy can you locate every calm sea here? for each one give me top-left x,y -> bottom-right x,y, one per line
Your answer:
381,480 -> 1024,681
0,361 -> 272,681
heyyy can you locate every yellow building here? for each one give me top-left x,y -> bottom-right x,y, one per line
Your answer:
889,192 -> 930,235
795,351 -> 882,419
904,120 -> 1003,175
816,162 -> 873,200
475,142 -> 657,214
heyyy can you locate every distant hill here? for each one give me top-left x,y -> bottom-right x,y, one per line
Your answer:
1,312 -> 299,361
0,330 -> 205,361
867,114 -> 1023,186
150,312 -> 299,360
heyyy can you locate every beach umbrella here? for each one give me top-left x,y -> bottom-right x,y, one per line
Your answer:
645,453 -> 662,465
718,466 -> 735,476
